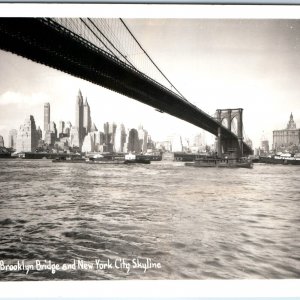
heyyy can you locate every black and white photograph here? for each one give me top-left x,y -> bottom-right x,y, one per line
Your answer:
0,5 -> 299,285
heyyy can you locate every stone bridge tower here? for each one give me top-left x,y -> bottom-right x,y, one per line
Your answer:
215,108 -> 243,158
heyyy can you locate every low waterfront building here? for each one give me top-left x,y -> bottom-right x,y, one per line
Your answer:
55,138 -> 69,152
155,141 -> 172,152
273,113 -> 300,152
16,115 -> 38,152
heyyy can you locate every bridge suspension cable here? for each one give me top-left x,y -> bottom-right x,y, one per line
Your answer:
51,18 -> 187,100
119,18 -> 187,100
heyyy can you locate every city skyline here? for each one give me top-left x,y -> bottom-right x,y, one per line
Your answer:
1,19 -> 300,148
1,91 -> 207,154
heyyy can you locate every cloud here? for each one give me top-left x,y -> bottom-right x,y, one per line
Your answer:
0,91 -> 51,106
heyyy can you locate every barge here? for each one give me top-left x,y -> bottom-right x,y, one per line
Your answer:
185,157 -> 253,168
259,154 -> 300,165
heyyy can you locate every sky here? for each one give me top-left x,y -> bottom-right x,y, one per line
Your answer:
0,18 -> 300,148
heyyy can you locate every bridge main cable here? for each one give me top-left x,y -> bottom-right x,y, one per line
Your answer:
119,18 -> 187,101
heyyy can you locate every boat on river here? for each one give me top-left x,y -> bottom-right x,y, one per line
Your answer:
124,153 -> 151,164
259,153 -> 300,165
185,157 -> 253,168
52,157 -> 86,163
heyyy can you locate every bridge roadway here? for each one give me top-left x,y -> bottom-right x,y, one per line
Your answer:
0,18 -> 252,155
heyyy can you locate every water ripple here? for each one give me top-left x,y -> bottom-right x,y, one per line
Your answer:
0,160 -> 299,280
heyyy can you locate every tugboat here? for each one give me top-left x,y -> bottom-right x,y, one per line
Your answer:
124,153 -> 151,164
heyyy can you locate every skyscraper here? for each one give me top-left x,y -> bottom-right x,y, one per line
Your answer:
69,127 -> 80,149
44,131 -> 56,146
0,135 -> 4,147
72,90 -> 84,149
126,128 -> 141,153
83,98 -> 91,137
8,129 -> 17,149
104,122 -> 117,143
16,115 -> 38,152
58,121 -> 65,138
76,90 -> 84,137
91,123 -> 98,132
138,126 -> 148,153
95,131 -> 105,152
82,132 -> 96,153
36,126 -> 42,141
50,121 -> 57,139
114,124 -> 127,153
64,121 -> 72,137
44,103 -> 50,132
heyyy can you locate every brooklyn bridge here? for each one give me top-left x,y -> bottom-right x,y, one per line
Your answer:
0,18 -> 253,156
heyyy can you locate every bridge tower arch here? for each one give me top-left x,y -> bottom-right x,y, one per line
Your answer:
215,108 -> 243,157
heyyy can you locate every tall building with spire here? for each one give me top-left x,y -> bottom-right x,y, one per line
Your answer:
73,90 -> 84,149
83,97 -> 91,137
273,113 -> 300,152
287,112 -> 297,129
76,90 -> 84,132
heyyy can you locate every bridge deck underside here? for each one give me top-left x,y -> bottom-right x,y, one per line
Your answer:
0,18 -> 252,155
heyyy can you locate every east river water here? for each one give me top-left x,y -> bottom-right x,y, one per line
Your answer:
0,159 -> 299,280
